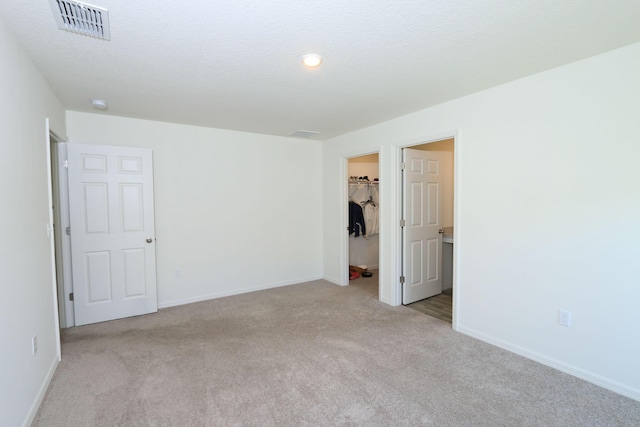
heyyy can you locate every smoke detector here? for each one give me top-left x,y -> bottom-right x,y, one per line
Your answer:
49,0 -> 110,40
91,99 -> 108,110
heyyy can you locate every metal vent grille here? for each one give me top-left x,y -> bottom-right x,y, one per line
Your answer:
289,130 -> 320,138
49,0 -> 110,40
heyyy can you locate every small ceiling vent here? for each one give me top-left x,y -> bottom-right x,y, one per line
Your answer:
49,0 -> 110,40
289,130 -> 320,138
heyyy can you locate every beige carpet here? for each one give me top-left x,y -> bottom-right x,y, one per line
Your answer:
34,279 -> 640,426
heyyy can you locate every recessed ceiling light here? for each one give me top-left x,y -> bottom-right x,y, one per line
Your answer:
91,99 -> 108,110
302,54 -> 322,69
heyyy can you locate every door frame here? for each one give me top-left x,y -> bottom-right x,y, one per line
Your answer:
51,142 -> 74,328
395,132 -> 460,329
45,119 -> 62,359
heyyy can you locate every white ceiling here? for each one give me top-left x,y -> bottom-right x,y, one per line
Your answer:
2,1 -> 640,140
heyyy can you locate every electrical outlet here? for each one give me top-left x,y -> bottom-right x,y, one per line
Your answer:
558,310 -> 572,327
32,335 -> 38,355
175,269 -> 181,279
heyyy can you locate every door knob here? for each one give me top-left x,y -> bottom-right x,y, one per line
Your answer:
146,238 -> 154,243
438,229 -> 444,234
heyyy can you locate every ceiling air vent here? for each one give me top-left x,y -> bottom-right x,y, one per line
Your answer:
289,130 -> 320,138
49,0 -> 110,40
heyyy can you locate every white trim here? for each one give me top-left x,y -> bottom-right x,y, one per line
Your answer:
157,275 -> 324,309
343,148 -> 381,159
451,130 -> 462,331
22,356 -> 59,427
55,143 -> 74,328
394,130 -> 459,149
393,144 -> 403,306
458,325 -> 640,402
340,156 -> 349,286
44,119 -> 62,361
376,145 -> 387,304
50,141 -> 66,328
49,128 -> 63,144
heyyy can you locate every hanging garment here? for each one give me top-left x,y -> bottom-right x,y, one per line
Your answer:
363,203 -> 379,238
349,201 -> 366,237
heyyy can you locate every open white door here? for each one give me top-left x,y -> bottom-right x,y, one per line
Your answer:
402,148 -> 443,304
67,143 -> 158,326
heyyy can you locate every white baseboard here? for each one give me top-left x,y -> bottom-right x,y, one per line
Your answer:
22,356 -> 59,427
322,274 -> 344,286
457,325 -> 640,402
158,275 -> 324,309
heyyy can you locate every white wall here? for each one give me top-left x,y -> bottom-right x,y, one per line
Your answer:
0,17 -> 66,427
322,42 -> 640,400
66,112 -> 323,307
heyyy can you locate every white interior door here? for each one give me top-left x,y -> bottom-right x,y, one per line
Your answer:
67,143 -> 158,326
402,148 -> 443,304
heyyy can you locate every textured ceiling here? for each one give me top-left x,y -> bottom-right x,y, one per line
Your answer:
2,0 -> 640,140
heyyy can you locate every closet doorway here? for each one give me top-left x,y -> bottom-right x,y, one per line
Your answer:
347,153 -> 380,299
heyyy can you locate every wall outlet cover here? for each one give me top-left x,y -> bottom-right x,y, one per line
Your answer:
558,309 -> 572,327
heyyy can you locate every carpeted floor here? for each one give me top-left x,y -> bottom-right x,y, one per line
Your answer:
34,278 -> 640,426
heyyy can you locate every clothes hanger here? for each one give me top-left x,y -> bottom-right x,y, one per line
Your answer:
360,184 -> 376,207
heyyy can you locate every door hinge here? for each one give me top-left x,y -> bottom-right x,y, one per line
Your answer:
400,219 -> 406,228
63,159 -> 69,169
65,226 -> 70,236
400,162 -> 406,171
69,292 -> 74,301
400,276 -> 405,284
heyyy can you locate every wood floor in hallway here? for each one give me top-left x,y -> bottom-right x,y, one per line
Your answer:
405,289 -> 452,323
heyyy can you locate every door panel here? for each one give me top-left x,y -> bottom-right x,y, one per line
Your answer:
410,182 -> 423,227
121,184 -> 144,231
68,143 -> 157,326
410,240 -> 423,284
84,183 -> 109,233
123,249 -> 146,297
86,251 -> 112,302
403,148 -> 443,304
426,237 -> 438,280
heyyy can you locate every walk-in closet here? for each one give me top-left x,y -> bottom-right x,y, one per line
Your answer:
347,154 -> 379,293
